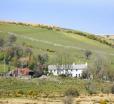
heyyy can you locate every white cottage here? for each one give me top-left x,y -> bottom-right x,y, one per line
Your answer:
48,63 -> 87,77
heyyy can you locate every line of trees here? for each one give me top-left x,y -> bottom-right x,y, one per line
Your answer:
82,54 -> 114,81
0,34 -> 49,74
64,29 -> 113,47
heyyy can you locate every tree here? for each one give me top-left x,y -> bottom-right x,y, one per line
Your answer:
0,37 -> 4,48
85,50 -> 92,60
37,54 -> 48,65
55,52 -> 73,70
82,69 -> 90,79
89,54 -> 110,80
25,47 -> 32,57
28,56 -> 36,70
37,54 -> 48,71
16,47 -> 23,58
106,68 -> 114,81
56,52 -> 73,65
11,57 -> 20,67
106,35 -> 110,38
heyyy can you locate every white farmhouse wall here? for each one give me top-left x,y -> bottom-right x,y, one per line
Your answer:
48,63 -> 87,77
52,70 -> 58,76
71,70 -> 83,77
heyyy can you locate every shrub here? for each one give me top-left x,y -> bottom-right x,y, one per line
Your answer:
28,90 -> 38,97
8,34 -> 17,44
101,87 -> 110,94
100,100 -> 108,104
64,88 -> 79,97
84,50 -> 92,60
59,74 -> 67,78
111,85 -> 114,94
28,90 -> 34,96
46,49 -> 55,53
87,89 -> 96,95
63,96 -> 73,104
15,90 -> 24,97
85,82 -> 97,95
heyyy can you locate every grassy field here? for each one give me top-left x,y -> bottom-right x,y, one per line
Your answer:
0,22 -> 114,64
0,22 -> 114,103
0,64 -> 15,73
0,77 -> 113,104
0,77 -> 113,98
0,22 -> 114,53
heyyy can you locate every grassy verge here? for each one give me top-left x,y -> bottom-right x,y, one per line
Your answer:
0,77 -> 113,98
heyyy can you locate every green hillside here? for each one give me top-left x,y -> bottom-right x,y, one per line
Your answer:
0,22 -> 114,98
0,21 -> 114,66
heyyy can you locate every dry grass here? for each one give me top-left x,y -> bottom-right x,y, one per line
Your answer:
0,94 -> 114,104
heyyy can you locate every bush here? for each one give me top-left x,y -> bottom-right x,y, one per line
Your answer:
8,35 -> 17,44
87,89 -> 97,95
100,100 -> 108,104
85,50 -> 92,60
28,90 -> 38,97
59,74 -> 67,78
46,48 -> 55,53
111,85 -> 114,94
63,96 -> 73,104
101,87 -> 110,94
15,90 -> 24,97
85,82 -> 97,95
64,88 -> 79,97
